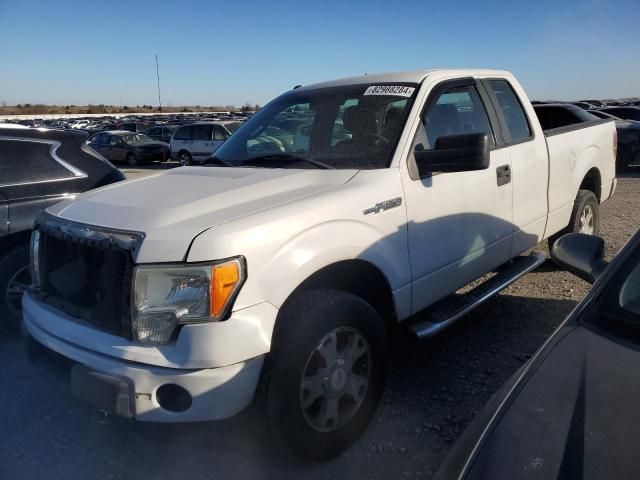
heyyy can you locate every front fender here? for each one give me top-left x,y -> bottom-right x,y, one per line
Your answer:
260,219 -> 411,311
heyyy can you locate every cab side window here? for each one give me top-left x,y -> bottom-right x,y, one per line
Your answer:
416,85 -> 495,151
173,126 -> 192,141
213,125 -> 227,141
192,125 -> 212,141
488,80 -> 531,142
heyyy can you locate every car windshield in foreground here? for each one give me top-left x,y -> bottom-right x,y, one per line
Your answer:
212,83 -> 419,169
123,133 -> 151,144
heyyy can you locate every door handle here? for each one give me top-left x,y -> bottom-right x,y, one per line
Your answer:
496,164 -> 511,186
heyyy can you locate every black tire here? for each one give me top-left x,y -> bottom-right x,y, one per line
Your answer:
262,289 -> 388,461
126,152 -> 138,167
548,189 -> 600,250
0,245 -> 30,330
178,151 -> 192,166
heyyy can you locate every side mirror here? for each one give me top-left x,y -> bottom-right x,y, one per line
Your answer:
551,233 -> 608,284
414,132 -> 490,176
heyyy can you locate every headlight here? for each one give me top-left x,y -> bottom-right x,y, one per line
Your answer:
132,257 -> 245,344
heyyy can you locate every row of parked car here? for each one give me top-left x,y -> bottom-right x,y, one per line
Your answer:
86,120 -> 245,167
4,113 -> 253,167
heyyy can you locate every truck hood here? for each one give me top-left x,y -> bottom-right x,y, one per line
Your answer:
48,166 -> 357,262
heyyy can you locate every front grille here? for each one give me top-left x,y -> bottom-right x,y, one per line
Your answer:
33,216 -> 142,339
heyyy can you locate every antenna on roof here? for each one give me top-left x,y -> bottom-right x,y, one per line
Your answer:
293,85 -> 302,89
155,54 -> 162,111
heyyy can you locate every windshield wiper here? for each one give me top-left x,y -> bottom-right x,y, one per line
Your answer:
244,154 -> 335,170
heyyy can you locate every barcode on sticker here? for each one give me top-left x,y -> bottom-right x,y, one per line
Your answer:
364,85 -> 415,97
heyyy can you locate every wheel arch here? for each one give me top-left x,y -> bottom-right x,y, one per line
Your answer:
282,259 -> 398,331
579,167 -> 602,203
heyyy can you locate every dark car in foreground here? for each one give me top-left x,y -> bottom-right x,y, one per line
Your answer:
88,131 -> 170,166
437,230 -> 640,479
0,127 -> 124,328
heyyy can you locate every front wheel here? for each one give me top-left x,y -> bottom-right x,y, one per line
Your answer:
126,152 -> 138,167
263,289 -> 388,460
0,246 -> 31,330
179,151 -> 192,166
548,189 -> 600,250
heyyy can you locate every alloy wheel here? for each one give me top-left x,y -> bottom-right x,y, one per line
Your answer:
299,327 -> 372,432
579,204 -> 595,235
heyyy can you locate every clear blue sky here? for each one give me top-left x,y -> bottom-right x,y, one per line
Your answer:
0,0 -> 638,106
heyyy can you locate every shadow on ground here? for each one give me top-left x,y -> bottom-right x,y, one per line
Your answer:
0,293 -> 576,480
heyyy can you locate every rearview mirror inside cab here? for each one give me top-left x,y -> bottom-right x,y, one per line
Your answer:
414,132 -> 490,176
551,233 -> 608,283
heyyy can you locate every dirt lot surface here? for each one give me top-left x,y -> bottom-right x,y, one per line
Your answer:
1,167 -> 638,480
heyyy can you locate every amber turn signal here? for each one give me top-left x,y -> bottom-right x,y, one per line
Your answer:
210,260 -> 242,318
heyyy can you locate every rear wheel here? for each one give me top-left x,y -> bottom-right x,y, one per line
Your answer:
126,152 -> 138,167
262,289 -> 388,460
548,189 -> 600,250
0,246 -> 30,330
179,151 -> 192,166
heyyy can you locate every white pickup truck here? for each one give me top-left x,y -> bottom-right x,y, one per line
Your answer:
23,69 -> 616,460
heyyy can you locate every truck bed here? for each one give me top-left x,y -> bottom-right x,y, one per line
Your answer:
533,104 -> 616,237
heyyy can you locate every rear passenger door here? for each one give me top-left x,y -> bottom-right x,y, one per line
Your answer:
171,126 -> 192,157
191,125 -> 213,161
402,78 -> 514,313
482,79 -> 548,255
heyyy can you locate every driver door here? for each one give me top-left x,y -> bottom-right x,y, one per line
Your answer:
402,78 -> 514,313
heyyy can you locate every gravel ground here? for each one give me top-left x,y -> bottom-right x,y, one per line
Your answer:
1,167 -> 638,480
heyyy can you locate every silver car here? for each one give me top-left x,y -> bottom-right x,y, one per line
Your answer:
170,121 -> 242,166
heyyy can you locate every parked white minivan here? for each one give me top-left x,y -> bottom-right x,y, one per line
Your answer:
170,121 -> 243,165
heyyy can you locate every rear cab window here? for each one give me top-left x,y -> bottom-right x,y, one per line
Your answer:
486,80 -> 532,142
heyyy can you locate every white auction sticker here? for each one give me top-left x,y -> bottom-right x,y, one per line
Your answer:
363,85 -> 415,97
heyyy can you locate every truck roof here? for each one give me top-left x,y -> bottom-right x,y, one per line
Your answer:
297,69 -> 512,91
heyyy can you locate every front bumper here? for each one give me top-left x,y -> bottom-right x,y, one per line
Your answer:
137,149 -> 170,162
23,294 -> 269,422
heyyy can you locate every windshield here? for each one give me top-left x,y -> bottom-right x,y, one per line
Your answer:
225,122 -> 243,133
123,133 -> 151,144
213,83 -> 418,169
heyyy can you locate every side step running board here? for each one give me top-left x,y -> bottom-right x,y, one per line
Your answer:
409,252 -> 546,339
